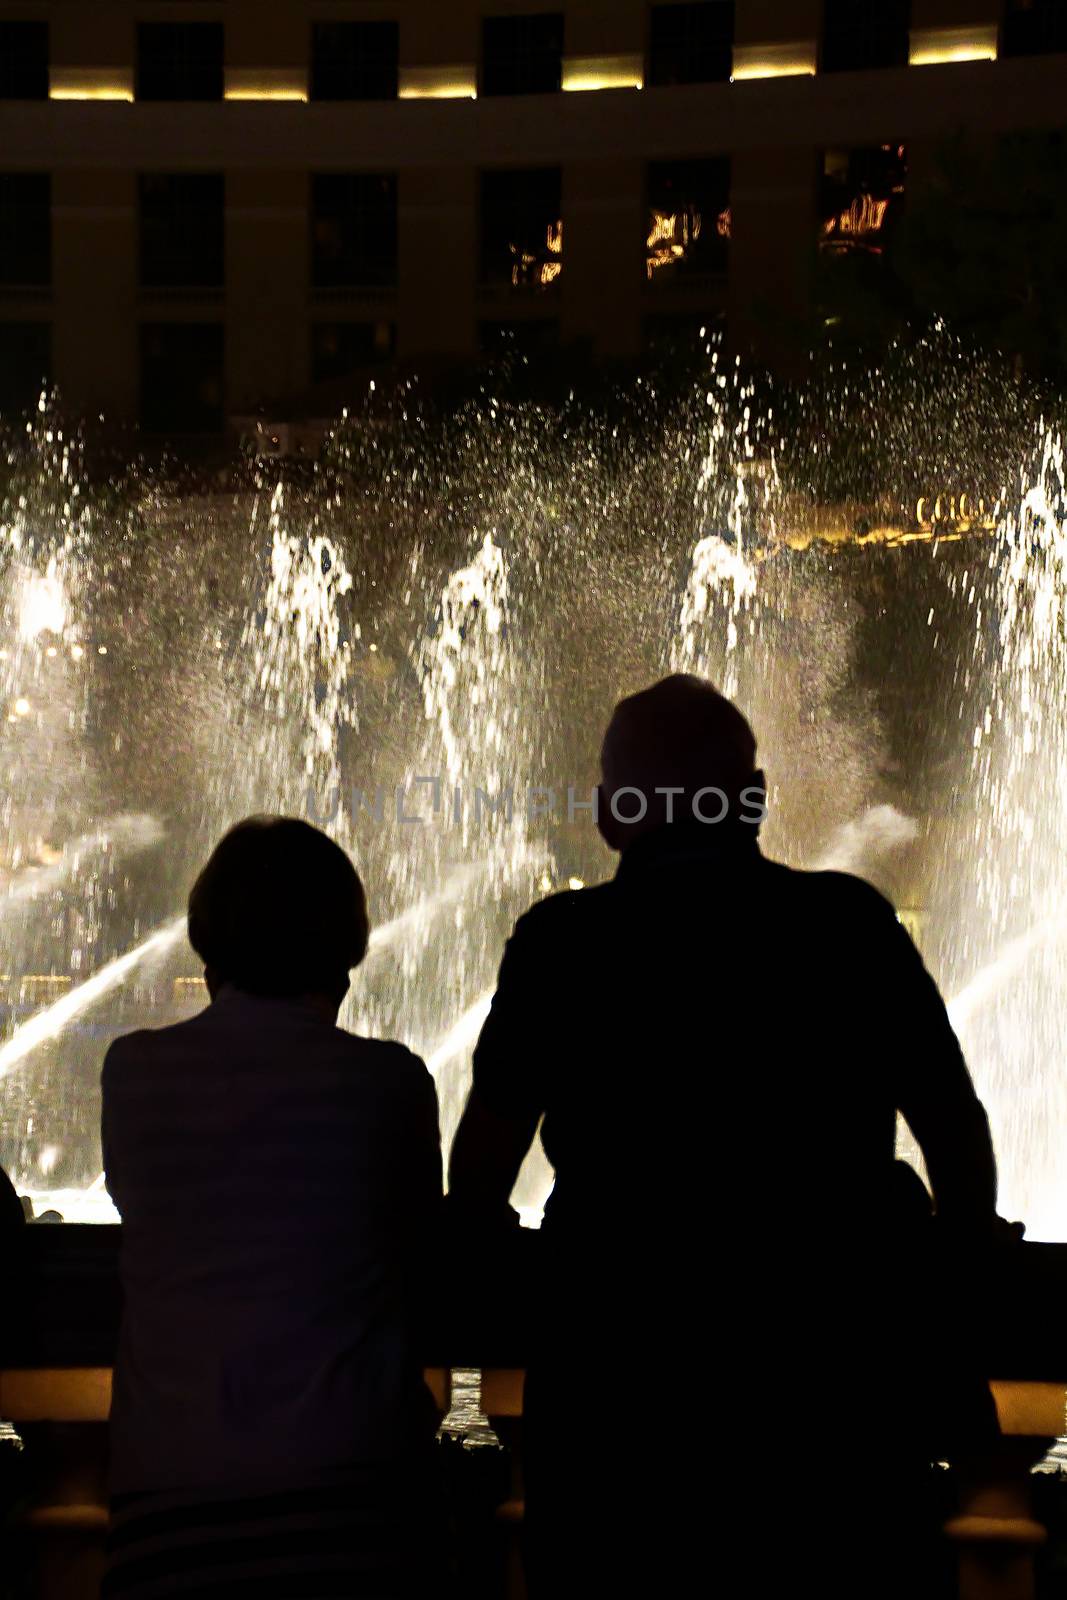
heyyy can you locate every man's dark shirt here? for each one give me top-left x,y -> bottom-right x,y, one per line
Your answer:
467,824 -> 993,1593
472,826 -> 988,1351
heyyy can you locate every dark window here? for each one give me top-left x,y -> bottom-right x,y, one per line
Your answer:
311,174 -> 398,289
1003,0 -> 1067,56
136,23 -> 224,101
481,168 -> 563,289
0,21 -> 49,99
0,174 -> 51,286
821,0 -> 910,72
819,145 -> 908,257
482,13 -> 563,96
479,318 -> 560,356
139,175 -> 224,289
0,321 -> 50,412
140,322 -> 224,432
310,21 -> 399,100
646,159 -> 730,284
648,2 -> 734,85
311,320 -> 396,380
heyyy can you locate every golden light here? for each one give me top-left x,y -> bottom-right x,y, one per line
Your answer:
13,698 -> 30,717
731,41 -> 816,81
49,67 -> 134,102
510,220 -> 563,289
224,89 -> 308,102
399,66 -> 477,101
225,69 -> 308,102
562,54 -> 643,92
823,194 -> 890,244
909,25 -> 998,67
647,208 -> 703,278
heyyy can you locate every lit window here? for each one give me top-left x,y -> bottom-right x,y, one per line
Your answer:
646,160 -> 730,283
1002,0 -> 1067,57
819,146 -> 907,257
311,321 -> 396,382
648,2 -> 734,87
139,175 -> 224,289
311,22 -> 399,100
136,23 -> 224,101
482,14 -> 564,96
140,323 -> 224,433
311,175 -> 398,289
0,21 -> 48,99
0,173 -> 51,286
481,168 -> 563,290
0,322 -> 50,412
821,0 -> 910,73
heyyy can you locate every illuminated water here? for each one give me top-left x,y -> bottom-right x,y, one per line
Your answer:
1,342 -> 1066,1236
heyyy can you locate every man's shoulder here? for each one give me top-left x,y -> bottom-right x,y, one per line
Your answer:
335,1030 -> 432,1087
761,857 -> 898,923
510,881 -> 616,939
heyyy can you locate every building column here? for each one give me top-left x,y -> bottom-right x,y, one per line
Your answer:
728,145 -> 816,369
398,167 -> 477,360
561,159 -> 643,359
226,169 -> 307,414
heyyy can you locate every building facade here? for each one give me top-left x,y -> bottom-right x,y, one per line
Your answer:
0,0 -> 1065,429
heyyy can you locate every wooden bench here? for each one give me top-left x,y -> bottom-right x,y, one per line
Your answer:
2,1368 -> 1061,1599
0,1366 -> 452,1540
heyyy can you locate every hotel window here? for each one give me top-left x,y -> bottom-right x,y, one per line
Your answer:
648,2 -> 734,85
819,146 -> 907,257
310,22 -> 399,100
821,0 -> 910,73
136,23 -> 224,101
482,14 -> 564,96
140,323 -> 224,433
311,175 -> 398,289
139,175 -> 224,289
646,160 -> 731,284
0,21 -> 48,99
481,168 -> 563,289
0,322 -> 50,411
0,174 -> 51,286
1003,0 -> 1067,56
311,321 -> 396,381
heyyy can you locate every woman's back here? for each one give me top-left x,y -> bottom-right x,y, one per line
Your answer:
103,988 -> 441,1495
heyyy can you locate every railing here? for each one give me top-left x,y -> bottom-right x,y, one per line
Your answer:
0,1365 -> 1057,1600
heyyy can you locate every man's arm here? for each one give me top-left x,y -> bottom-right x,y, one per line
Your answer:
448,908 -> 548,1218
875,901 -> 998,1233
406,1051 -> 444,1226
448,1089 -> 539,1215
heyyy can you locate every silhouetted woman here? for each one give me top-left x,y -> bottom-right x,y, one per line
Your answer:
101,817 -> 443,1598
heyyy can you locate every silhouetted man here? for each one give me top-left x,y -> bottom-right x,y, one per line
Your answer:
450,674 -> 1000,1598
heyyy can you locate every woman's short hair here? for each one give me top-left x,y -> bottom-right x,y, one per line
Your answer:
188,817 -> 370,998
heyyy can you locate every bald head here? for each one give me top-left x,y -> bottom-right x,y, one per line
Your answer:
598,675 -> 764,851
